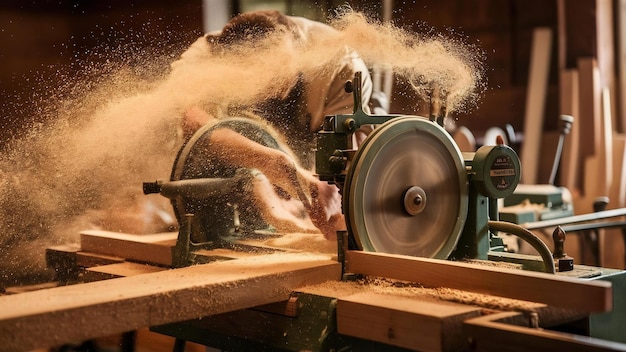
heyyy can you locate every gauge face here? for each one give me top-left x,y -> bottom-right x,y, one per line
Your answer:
472,144 -> 521,199
345,117 -> 468,259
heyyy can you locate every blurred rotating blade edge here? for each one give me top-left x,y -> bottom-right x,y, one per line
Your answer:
344,117 -> 469,259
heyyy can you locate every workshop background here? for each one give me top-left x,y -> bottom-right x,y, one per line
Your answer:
2,0 -> 623,267
0,0 -> 575,143
1,1 -> 626,351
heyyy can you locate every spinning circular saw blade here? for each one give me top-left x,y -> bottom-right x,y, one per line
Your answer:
344,117 -> 469,259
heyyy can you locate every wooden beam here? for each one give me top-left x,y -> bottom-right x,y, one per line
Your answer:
611,134 -> 626,208
560,0 -> 615,87
337,292 -> 481,352
345,251 -> 612,313
521,27 -> 552,184
600,87 -> 614,194
602,134 -> 626,269
0,253 -> 340,351
577,58 -> 603,192
575,58 -> 607,213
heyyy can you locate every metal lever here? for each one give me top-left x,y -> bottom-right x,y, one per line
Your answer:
548,114 -> 574,185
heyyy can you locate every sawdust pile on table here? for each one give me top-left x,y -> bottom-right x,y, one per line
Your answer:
300,276 -> 545,314
239,232 -> 337,254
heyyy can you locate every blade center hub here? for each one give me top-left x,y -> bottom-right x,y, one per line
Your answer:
403,186 -> 427,216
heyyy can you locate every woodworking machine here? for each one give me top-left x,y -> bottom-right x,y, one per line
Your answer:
2,77 -> 626,352
144,72 -> 594,274
6,72 -> 621,352
140,73 -> 626,351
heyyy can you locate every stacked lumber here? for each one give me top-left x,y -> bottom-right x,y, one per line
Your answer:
552,0 -> 626,269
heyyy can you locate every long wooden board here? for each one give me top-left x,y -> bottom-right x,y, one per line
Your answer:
0,253 -> 340,352
337,292 -> 481,352
345,251 -> 612,313
80,230 -> 177,266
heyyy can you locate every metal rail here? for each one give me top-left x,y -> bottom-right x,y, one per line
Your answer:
522,208 -> 626,230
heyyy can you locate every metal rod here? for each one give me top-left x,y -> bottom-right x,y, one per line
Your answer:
561,220 -> 626,232
523,208 -> 626,230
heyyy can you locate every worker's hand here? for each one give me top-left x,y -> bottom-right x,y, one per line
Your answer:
264,152 -> 345,240
199,127 -> 345,239
249,172 -> 319,234
307,180 -> 345,241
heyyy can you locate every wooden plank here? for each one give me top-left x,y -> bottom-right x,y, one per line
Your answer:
575,88 -> 613,213
521,27 -> 552,184
79,230 -> 290,268
345,251 -> 612,313
80,230 -> 177,266
561,0 -> 615,86
611,134 -> 626,208
337,292 -> 481,352
599,87 -> 614,195
0,253 -> 340,351
619,0 -> 626,132
465,311 -> 626,352
577,58 -> 603,196
559,69 -> 580,191
586,87 -> 615,266
595,0 -> 616,89
602,134 -> 626,269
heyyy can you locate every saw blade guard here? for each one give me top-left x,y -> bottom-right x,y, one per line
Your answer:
344,116 -> 469,259
168,117 -> 286,243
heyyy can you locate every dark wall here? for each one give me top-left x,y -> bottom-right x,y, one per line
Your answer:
383,0 -> 560,135
0,1 -> 203,144
1,1 -> 594,144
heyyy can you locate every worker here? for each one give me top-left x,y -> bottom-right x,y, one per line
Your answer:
170,10 -> 375,240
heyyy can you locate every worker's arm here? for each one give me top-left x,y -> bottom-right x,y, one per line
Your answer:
180,106 -> 218,139
204,127 -> 344,239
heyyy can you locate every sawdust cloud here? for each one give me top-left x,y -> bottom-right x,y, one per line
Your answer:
0,9 -> 485,287
166,9 -> 485,117
330,10 -> 485,113
0,45 -> 187,285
